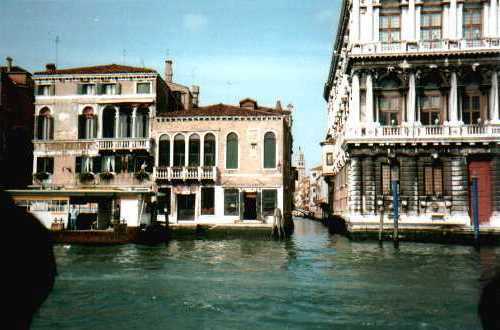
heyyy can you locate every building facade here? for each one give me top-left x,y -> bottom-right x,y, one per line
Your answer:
152,99 -> 294,224
11,62 -> 187,230
322,0 -> 500,230
309,165 -> 328,219
0,57 -> 34,189
293,147 -> 309,210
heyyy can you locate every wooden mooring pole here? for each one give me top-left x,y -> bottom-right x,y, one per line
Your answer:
378,202 -> 384,245
471,177 -> 480,248
392,180 -> 399,249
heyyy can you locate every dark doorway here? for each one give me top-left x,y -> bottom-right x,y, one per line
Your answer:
177,194 -> 195,221
243,192 -> 257,220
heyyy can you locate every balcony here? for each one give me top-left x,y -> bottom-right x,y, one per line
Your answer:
153,166 -> 217,181
351,38 -> 500,56
33,140 -> 98,156
97,138 -> 151,151
343,124 -> 500,144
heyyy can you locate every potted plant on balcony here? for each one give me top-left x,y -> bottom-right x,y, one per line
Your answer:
33,172 -> 49,182
99,171 -> 115,182
135,170 -> 150,182
79,172 -> 95,183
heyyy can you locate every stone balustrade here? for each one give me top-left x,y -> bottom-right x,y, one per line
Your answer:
34,138 -> 151,156
153,166 -> 217,181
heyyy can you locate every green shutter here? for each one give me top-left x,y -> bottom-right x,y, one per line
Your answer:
239,191 -> 244,220
116,83 -> 121,95
49,84 -> 55,96
96,84 -> 103,95
92,156 -> 101,173
256,191 -> 262,220
115,155 -> 123,173
77,84 -> 83,95
226,134 -> 238,169
264,132 -> 276,168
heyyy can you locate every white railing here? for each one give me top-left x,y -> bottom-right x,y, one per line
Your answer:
351,38 -> 500,55
344,124 -> 500,142
97,138 -> 150,150
153,166 -> 217,181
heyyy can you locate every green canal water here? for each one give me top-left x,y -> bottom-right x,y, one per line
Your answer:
32,218 -> 500,330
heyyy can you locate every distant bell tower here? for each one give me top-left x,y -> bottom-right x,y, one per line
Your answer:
294,147 -> 306,181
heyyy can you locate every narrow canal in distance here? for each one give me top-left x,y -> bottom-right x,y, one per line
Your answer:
33,218 -> 499,330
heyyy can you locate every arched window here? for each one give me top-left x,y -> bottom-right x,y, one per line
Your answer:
203,133 -> 216,167
376,74 -> 403,126
102,107 -> 116,138
135,107 -> 149,138
226,133 -> 238,169
173,134 -> 185,167
158,135 -> 170,167
78,107 -> 97,139
263,132 -> 276,168
188,134 -> 200,167
35,107 -> 54,140
118,106 -> 132,138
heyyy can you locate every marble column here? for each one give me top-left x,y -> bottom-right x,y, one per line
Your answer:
490,72 -> 499,123
184,135 -> 189,167
352,0 -> 360,44
449,0 -> 458,39
406,73 -> 416,124
366,73 -> 374,124
408,0 -> 416,41
114,107 -> 120,138
169,139 -> 174,167
373,5 -> 380,42
131,107 -> 137,138
448,72 -> 459,124
492,0 -> 498,38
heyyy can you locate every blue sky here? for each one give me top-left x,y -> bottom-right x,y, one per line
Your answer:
0,0 -> 341,167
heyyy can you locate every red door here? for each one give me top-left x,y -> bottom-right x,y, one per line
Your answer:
468,160 -> 492,224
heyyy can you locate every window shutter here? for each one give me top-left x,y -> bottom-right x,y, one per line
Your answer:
49,117 -> 54,139
47,158 -> 54,174
239,191 -> 244,220
92,116 -> 98,138
75,157 -> 82,173
116,83 -> 121,95
128,155 -> 135,173
92,156 -> 101,173
78,115 -> 85,139
256,191 -> 262,220
226,134 -> 238,169
36,158 -> 44,173
114,155 -> 122,173
49,84 -> 55,96
34,116 -> 39,140
96,84 -> 103,95
264,133 -> 276,168
77,84 -> 83,95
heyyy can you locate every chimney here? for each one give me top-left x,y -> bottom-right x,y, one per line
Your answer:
191,85 -> 200,108
275,100 -> 283,111
165,59 -> 173,83
5,57 -> 12,72
45,63 -> 56,72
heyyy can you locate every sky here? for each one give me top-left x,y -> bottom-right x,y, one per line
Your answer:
0,0 -> 341,168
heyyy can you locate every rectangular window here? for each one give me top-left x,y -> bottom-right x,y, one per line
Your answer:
224,189 -> 239,216
420,6 -> 442,46
463,3 -> 482,40
262,189 -> 277,216
36,85 -> 54,96
378,95 -> 400,125
136,82 -> 151,94
201,187 -> 215,215
103,83 -> 117,95
102,155 -> 115,173
36,157 -> 54,174
462,93 -> 481,124
424,164 -> 443,196
381,164 -> 399,195
380,2 -> 400,43
326,153 -> 334,166
77,84 -> 95,95
420,94 -> 441,125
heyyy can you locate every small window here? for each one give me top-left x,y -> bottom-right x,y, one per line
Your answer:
462,93 -> 481,124
262,189 -> 277,216
102,155 -> 115,173
378,95 -> 401,126
381,163 -> 399,195
102,83 -> 117,95
201,187 -> 215,215
224,189 -> 239,216
36,84 -> 54,96
78,84 -> 95,95
136,82 -> 151,94
204,133 -> 216,166
158,188 -> 171,215
424,163 -> 443,196
326,153 -> 334,166
159,135 -> 171,167
420,94 -> 441,125
463,2 -> 482,40
36,157 -> 54,174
